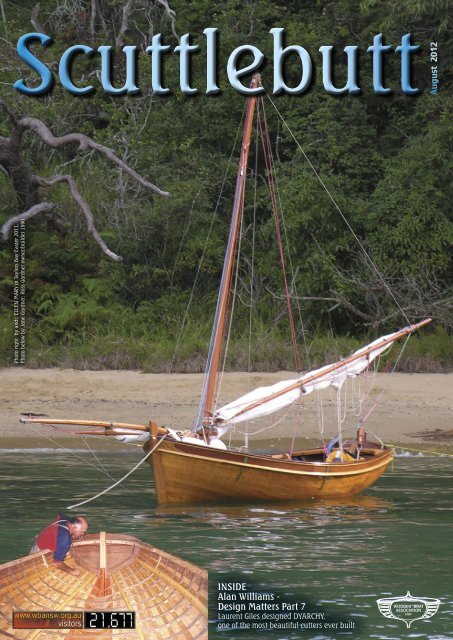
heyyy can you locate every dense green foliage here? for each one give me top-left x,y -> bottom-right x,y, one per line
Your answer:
0,0 -> 451,370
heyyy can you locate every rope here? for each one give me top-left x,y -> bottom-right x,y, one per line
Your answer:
270,109 -> 311,371
317,394 -> 325,448
169,188 -> 201,287
81,435 -> 121,485
290,396 -> 303,457
232,403 -> 293,437
258,97 -> 302,372
386,444 -> 453,458
28,422 -> 121,480
244,108 -> 260,452
248,105 -> 259,377
266,95 -> 411,326
358,335 -> 410,426
336,386 -> 343,450
216,188 -> 244,414
66,435 -> 167,509
172,106 -> 246,378
364,428 -> 385,446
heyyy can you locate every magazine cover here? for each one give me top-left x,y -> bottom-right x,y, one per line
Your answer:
0,1 -> 451,639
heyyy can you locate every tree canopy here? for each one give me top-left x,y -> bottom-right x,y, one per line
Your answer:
0,0 -> 451,370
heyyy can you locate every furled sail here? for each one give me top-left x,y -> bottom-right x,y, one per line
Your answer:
214,323 -> 426,430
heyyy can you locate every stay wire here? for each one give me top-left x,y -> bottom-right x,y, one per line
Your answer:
216,191 -> 245,413
28,422 -> 120,482
196,106 -> 248,428
170,188 -> 201,287
386,445 -> 453,458
244,105 -> 260,451
258,97 -> 302,371
261,98 -> 311,370
274,161 -> 311,370
81,435 -> 122,485
266,95 -> 410,326
171,105 -> 247,375
67,435 -> 167,509
358,335 -> 411,426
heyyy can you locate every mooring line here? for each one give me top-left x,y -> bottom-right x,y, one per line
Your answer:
67,435 -> 166,509
386,444 -> 453,457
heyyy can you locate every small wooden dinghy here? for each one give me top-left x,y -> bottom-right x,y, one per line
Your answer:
0,532 -> 207,639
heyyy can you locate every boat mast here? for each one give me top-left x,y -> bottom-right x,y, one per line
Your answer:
198,75 -> 261,427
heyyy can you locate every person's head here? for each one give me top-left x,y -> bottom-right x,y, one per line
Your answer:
69,516 -> 88,540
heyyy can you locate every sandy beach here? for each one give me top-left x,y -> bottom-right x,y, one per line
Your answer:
1,368 -> 452,449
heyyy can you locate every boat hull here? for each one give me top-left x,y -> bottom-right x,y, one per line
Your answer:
147,436 -> 393,504
0,533 -> 207,639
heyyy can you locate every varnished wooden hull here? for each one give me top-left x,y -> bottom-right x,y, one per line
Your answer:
0,533 -> 207,639
146,436 -> 393,504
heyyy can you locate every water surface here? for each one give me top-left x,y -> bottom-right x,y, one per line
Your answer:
1,448 -> 452,639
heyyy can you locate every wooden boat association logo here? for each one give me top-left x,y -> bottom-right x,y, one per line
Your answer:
376,591 -> 441,628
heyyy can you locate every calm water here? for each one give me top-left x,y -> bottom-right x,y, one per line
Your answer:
1,447 -> 452,640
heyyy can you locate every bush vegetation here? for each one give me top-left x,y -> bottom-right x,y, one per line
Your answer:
0,0 -> 451,371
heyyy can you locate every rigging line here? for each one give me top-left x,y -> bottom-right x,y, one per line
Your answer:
356,366 -> 371,417
334,424 -> 365,434
350,376 -> 358,415
341,379 -> 348,423
258,97 -> 302,371
196,106 -> 248,427
355,357 -> 378,419
80,435 -> 123,486
276,184 -> 311,369
317,394 -> 326,447
67,435 -> 167,510
171,105 -> 247,375
170,187 -> 201,287
248,104 -> 259,377
351,375 -> 363,417
263,104 -> 311,370
386,445 -> 453,458
258,97 -> 302,372
336,386 -> 344,450
364,429 -> 385,446
357,359 -> 377,420
290,397 -> 303,457
232,403 -> 293,436
359,335 -> 411,425
27,423 -> 118,478
266,95 -> 411,325
215,191 -> 245,415
245,105 -> 260,451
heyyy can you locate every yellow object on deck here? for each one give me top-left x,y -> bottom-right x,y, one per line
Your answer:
326,450 -> 356,463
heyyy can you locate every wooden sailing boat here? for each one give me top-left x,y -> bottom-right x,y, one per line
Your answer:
22,75 -> 431,504
0,532 -> 207,639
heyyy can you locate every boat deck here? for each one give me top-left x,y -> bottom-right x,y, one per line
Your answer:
0,533 -> 207,639
267,443 -> 384,463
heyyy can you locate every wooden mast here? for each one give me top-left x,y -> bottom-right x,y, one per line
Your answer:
200,74 -> 261,425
